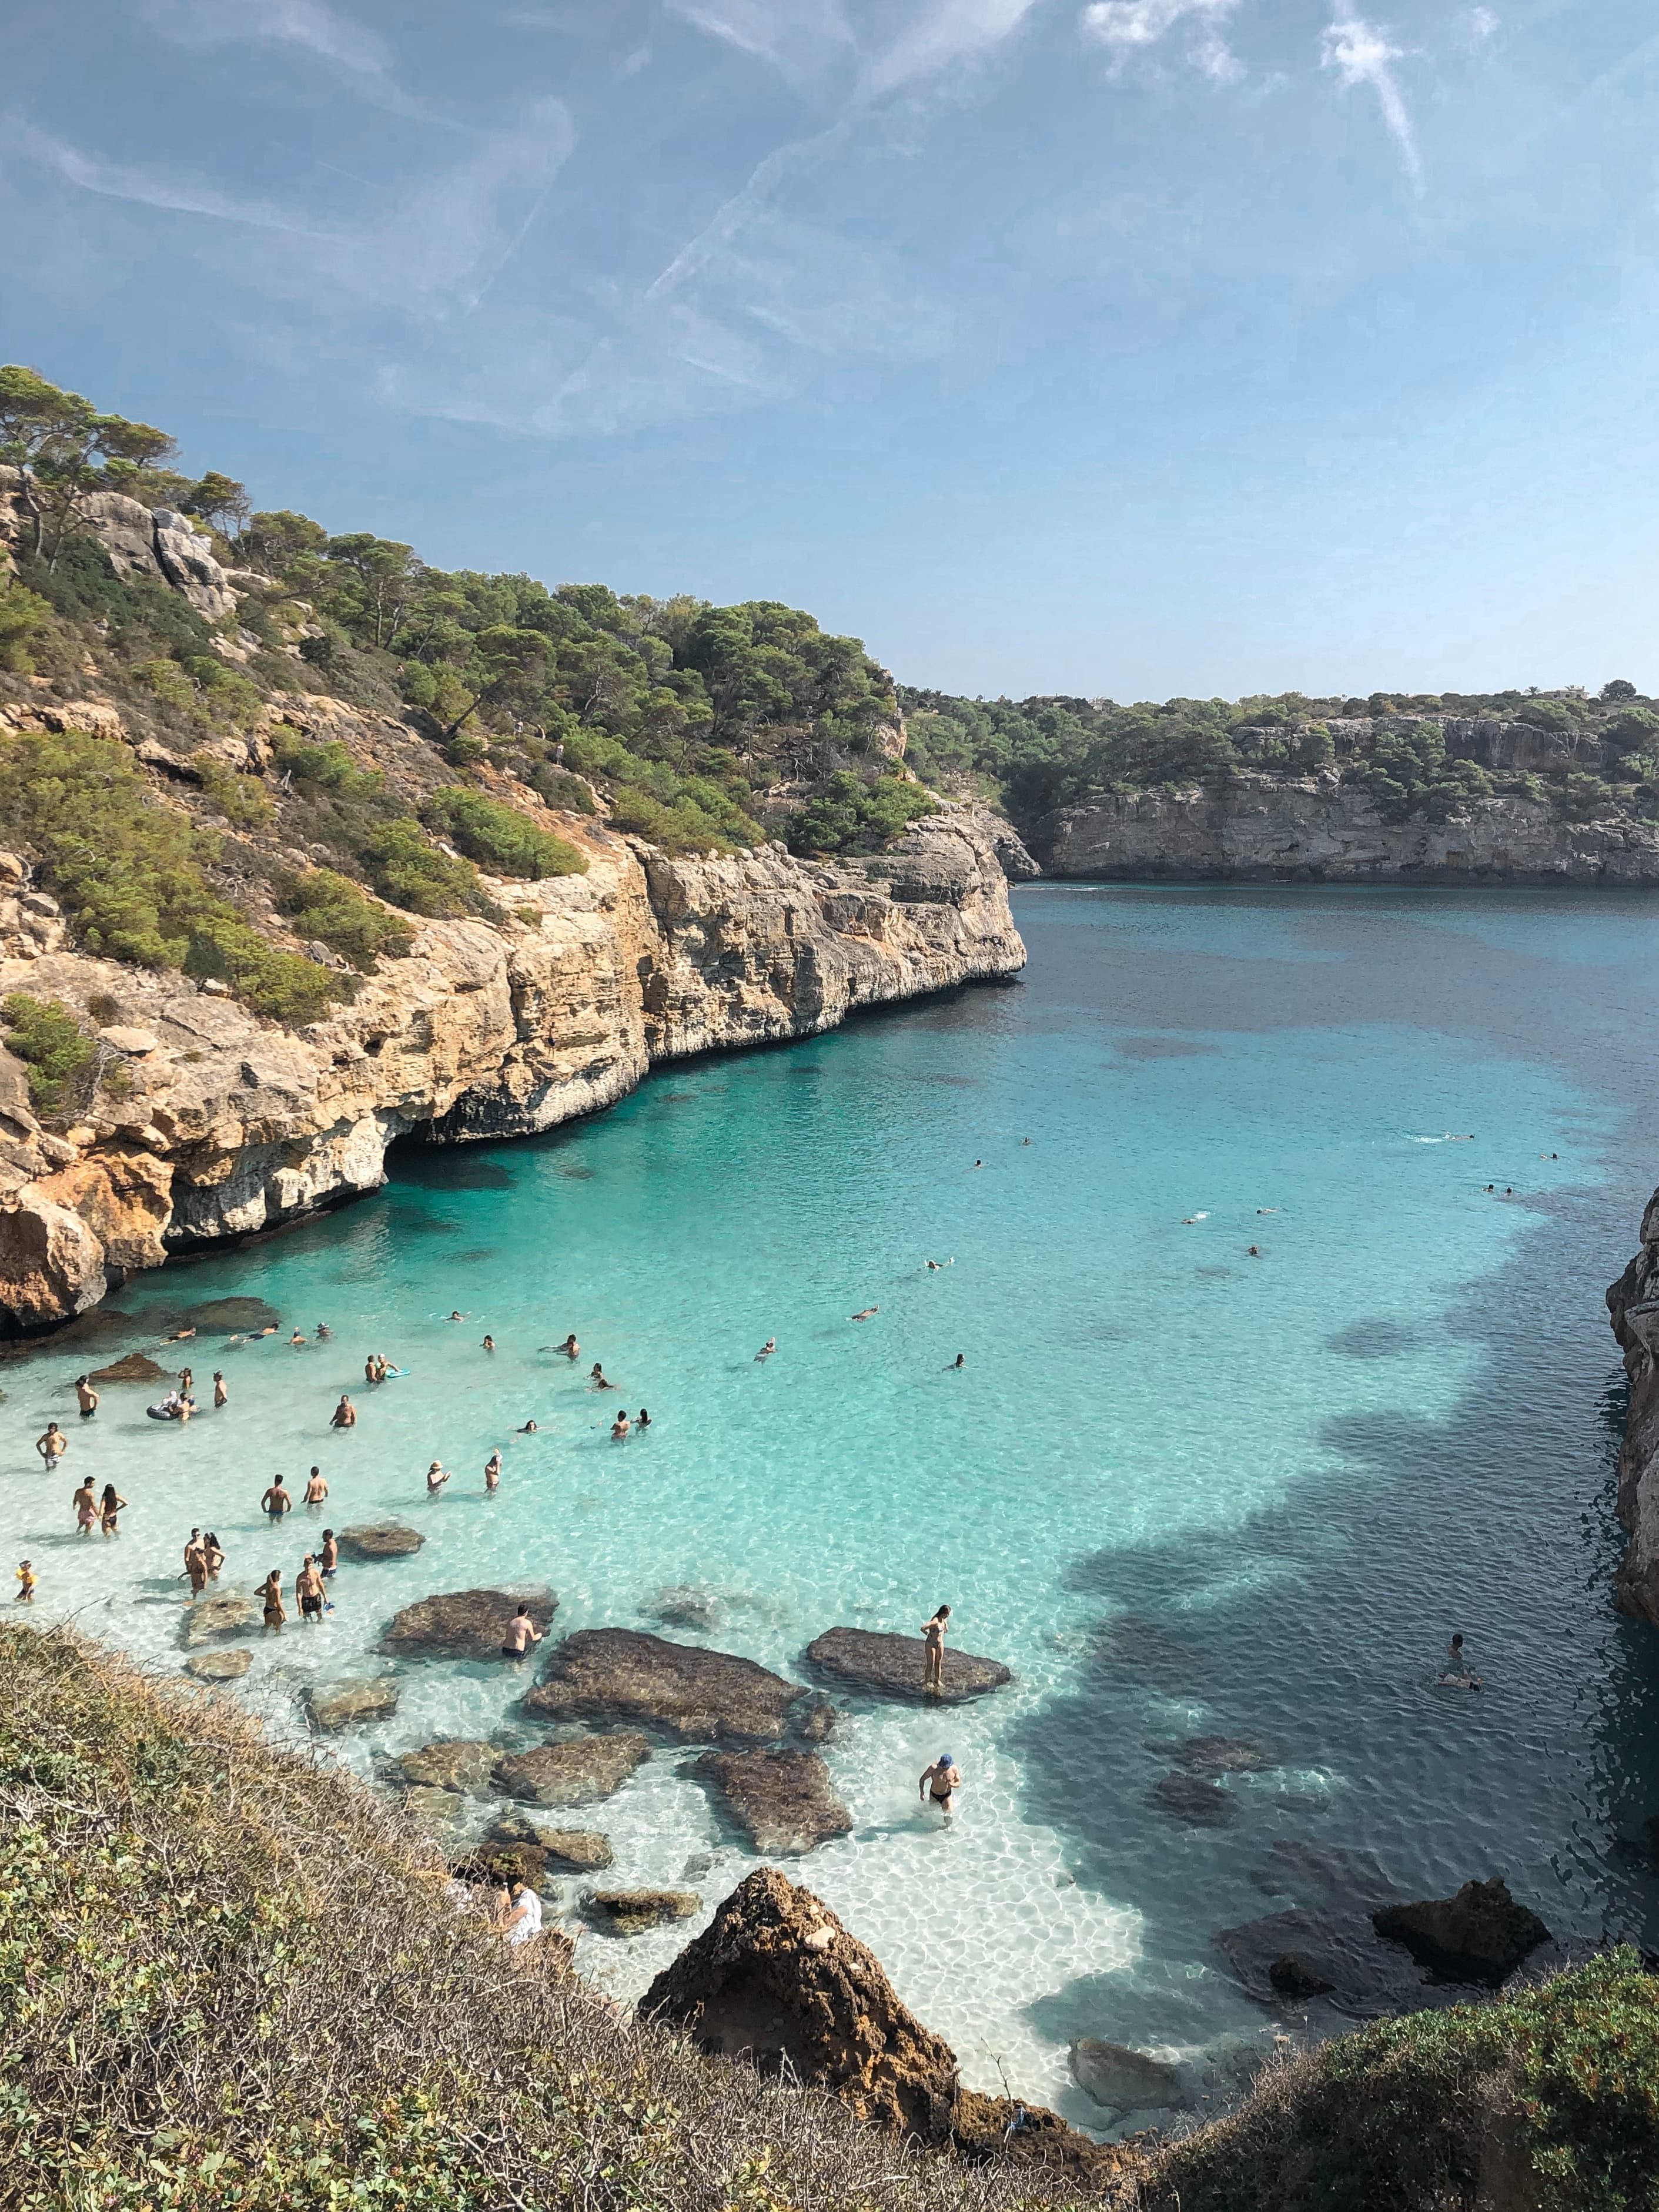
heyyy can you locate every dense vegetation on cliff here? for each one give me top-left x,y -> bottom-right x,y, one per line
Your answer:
899,683 -> 1659,836
3,1622 -> 1655,2212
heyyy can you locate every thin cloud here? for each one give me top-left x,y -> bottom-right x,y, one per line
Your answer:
1464,7 -> 1498,44
9,120 -> 338,236
864,0 -> 1043,98
1321,14 -> 1420,189
1081,0 -> 1241,80
670,0 -> 855,90
130,0 -> 451,125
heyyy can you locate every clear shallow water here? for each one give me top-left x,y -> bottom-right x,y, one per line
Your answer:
7,883 -> 1659,2127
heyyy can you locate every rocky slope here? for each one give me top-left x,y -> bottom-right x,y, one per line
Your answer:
1036,769 -> 1659,884
0,718 -> 1025,1328
1607,1190 -> 1659,1626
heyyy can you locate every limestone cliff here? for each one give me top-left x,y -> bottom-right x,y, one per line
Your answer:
0,805 -> 1024,1329
1608,1194 -> 1659,1627
1037,771 -> 1659,884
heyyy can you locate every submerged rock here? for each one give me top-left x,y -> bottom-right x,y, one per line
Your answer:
693,1748 -> 852,1856
180,1594 -> 257,1647
1148,1772 -> 1237,1827
1249,1842 -> 1404,1912
337,1524 -> 426,1561
382,1585 -> 555,1658
172,1296 -> 280,1335
1269,1952 -> 1336,1999
403,1786 -> 471,1840
1216,1905 -> 1434,2019
1070,2039 -> 1185,2115
803,1626 -> 1012,1703
306,1676 -> 400,1732
489,1811 -> 614,1871
491,1734 -> 648,1806
392,1739 -> 496,1793
650,1584 -> 720,1631
88,1350 -> 168,1384
1372,1878 -> 1552,1987
525,1628 -> 829,1745
1152,1734 -> 1275,1778
183,1647 -> 251,1683
643,1868 -> 1111,2180
586,1888 -> 701,1937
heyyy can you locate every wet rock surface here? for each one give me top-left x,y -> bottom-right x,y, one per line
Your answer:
1216,1903 -> 1433,2019
180,1594 -> 257,1647
525,1628 -> 828,1745
1372,1878 -> 1552,1987
88,1350 -> 168,1384
306,1676 -> 400,1732
693,1748 -> 853,1856
489,1811 -> 614,1870
336,1523 -> 426,1561
392,1739 -> 496,1792
586,1888 -> 701,1937
383,1585 -> 555,1658
802,1626 -> 1011,1703
183,1647 -> 251,1682
491,1733 -> 649,1806
403,1786 -> 470,1840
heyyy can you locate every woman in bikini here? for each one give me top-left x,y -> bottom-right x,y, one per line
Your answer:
259,1569 -> 286,1631
99,1484 -> 128,1537
921,1604 -> 951,1694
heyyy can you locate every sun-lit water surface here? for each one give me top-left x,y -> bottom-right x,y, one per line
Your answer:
6,882 -> 1659,2128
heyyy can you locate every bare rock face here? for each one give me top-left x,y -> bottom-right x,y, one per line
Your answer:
491,1733 -> 649,1806
306,1676 -> 400,1732
803,1626 -> 1011,1704
1372,1877 -> 1551,1987
642,1868 -> 1108,2180
586,1888 -> 701,1937
525,1628 -> 830,1745
183,1647 -> 252,1683
1609,1189 -> 1659,1627
392,1739 -> 496,1792
382,1586 -> 556,1659
181,1594 -> 258,1647
489,1810 -> 614,1870
337,1524 -> 426,1562
693,1748 -> 852,1856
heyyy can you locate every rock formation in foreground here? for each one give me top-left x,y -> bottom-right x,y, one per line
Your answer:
525,1627 -> 832,1744
641,1866 -> 1113,2181
1609,1189 -> 1659,1627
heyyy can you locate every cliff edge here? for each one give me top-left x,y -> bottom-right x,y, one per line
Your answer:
1608,1190 -> 1659,1625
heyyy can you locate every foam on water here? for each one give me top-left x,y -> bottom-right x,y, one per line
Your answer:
6,883 -> 1659,2129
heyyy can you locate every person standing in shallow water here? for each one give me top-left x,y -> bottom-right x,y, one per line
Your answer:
75,1375 -> 98,1419
919,1752 -> 961,1812
922,1604 -> 951,1692
259,1569 -> 285,1631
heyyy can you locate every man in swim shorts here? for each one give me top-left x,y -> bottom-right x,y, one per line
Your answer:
75,1376 -> 99,1419
502,1604 -> 542,1658
303,1466 -> 329,1505
262,1477 -> 293,1520
35,1422 -> 66,1471
296,1555 -> 326,1621
319,1528 -> 338,1578
919,1753 -> 961,1812
332,1396 -> 357,1428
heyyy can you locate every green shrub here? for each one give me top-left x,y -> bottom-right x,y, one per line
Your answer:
194,757 -> 273,827
274,866 -> 413,970
0,993 -> 94,1116
183,913 -> 344,1023
357,820 -> 480,916
133,655 -> 199,712
420,786 -> 587,878
531,764 -> 597,815
785,769 -> 936,856
1558,773 -> 1617,822
0,584 -> 52,674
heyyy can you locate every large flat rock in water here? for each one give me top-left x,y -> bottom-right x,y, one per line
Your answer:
803,1627 -> 1011,1704
586,1888 -> 701,1937
489,1811 -> 614,1870
694,1749 -> 852,1856
382,1586 -> 555,1658
183,1647 -> 252,1683
392,1739 -> 496,1792
181,1594 -> 258,1647
525,1628 -> 830,1745
306,1676 -> 399,1732
492,1734 -> 649,1806
338,1524 -> 425,1561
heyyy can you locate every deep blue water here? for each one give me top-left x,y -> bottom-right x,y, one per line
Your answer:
6,881 -> 1659,2123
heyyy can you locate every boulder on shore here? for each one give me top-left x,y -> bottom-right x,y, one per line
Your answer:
180,1594 -> 257,1648
183,1647 -> 252,1683
306,1676 -> 399,1732
586,1888 -> 701,1937
525,1628 -> 831,1745
489,1811 -> 614,1871
1372,1878 -> 1552,1987
803,1626 -> 1011,1704
491,1734 -> 648,1807
641,1868 -> 1112,2182
392,1739 -> 496,1793
337,1524 -> 426,1561
693,1748 -> 852,1856
382,1585 -> 555,1659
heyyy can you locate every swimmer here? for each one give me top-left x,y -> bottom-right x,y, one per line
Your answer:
1256,1209 -> 1278,1216
590,1363 -> 616,1390
972,1159 -> 982,1170
15,1558 -> 35,1604
178,1367 -> 193,1395
1485,1184 -> 1494,1193
319,1528 -> 338,1578
446,1311 -> 464,1323
1436,1632 -> 1482,1689
1180,1213 -> 1209,1224
755,1339 -> 776,1362
296,1555 -> 326,1622
73,1479 -> 97,1535
35,1421 -> 67,1471
484,1451 -> 502,1493
289,1330 -> 307,1348
303,1465 -> 329,1506
262,1477 -> 293,1520
637,1408 -> 650,1429
517,1420 -> 538,1434
331,1396 -> 357,1429
482,1334 -> 496,1353
259,1569 -> 285,1631
922,1604 -> 951,1692
168,1326 -> 197,1342
75,1375 -> 99,1419
315,1323 -> 332,1340
1247,1244 -> 1261,1258
213,1371 -> 228,1407
919,1751 -> 961,1812
949,1353 -> 965,1370
250,1324 -> 277,1338
557,1334 -> 579,1359
1022,1137 -> 1032,1146
851,1307 -> 879,1321
426,1460 -> 451,1496
610,1411 -> 631,1440
99,1483 -> 126,1537
501,1603 -> 542,1658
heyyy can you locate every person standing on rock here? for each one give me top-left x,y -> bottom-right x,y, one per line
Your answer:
922,1604 -> 951,1694
75,1376 -> 99,1420
502,1604 -> 542,1659
919,1752 -> 961,1813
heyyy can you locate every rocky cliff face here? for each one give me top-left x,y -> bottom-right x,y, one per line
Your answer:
0,803 -> 1024,1329
1037,773 -> 1659,884
1607,1194 -> 1659,1627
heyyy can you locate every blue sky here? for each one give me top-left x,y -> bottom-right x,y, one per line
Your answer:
4,1 -> 1656,698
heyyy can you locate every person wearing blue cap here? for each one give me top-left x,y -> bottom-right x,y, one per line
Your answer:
920,1752 -> 961,1813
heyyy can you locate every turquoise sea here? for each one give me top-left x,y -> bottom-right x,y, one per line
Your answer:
6,882 -> 1659,2126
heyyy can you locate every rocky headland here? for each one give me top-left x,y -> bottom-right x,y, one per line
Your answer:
1607,1187 -> 1659,1626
